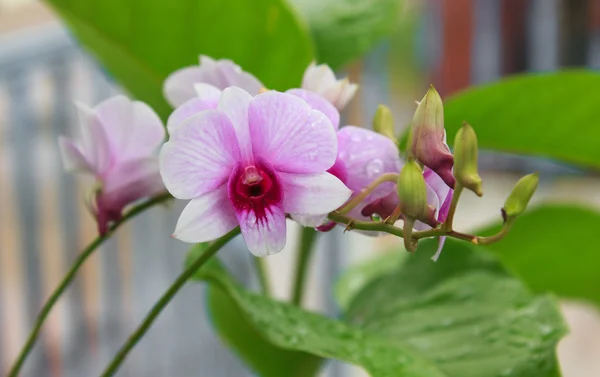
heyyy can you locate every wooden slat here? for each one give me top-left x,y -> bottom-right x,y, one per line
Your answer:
436,0 -> 474,96
6,68 -> 51,376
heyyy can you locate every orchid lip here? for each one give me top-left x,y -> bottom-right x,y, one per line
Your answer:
229,158 -> 282,218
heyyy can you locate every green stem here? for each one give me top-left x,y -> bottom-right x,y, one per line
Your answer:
291,227 -> 318,306
443,184 -> 463,231
7,192 -> 172,377
99,228 -> 240,377
402,218 -> 417,252
328,212 -> 494,244
252,257 -> 271,295
476,220 -> 515,245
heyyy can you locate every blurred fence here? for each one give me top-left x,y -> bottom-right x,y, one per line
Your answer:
1,0 -> 600,376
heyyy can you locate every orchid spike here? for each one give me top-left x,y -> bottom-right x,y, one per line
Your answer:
59,96 -> 166,235
160,88 -> 351,256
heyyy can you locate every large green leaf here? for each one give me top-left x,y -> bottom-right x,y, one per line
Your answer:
187,248 -> 447,377
342,240 -> 567,377
442,71 -> 600,170
290,0 -> 400,68
334,251 -> 404,312
476,204 -> 600,307
45,0 -> 313,119
189,240 -> 566,377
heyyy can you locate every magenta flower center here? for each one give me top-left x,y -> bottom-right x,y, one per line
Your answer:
237,166 -> 274,199
228,158 -> 282,218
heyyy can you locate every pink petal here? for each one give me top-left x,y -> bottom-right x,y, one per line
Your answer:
215,60 -> 263,95
302,62 -> 338,94
431,236 -> 447,262
103,157 -> 164,195
94,96 -> 165,161
160,110 -> 241,199
237,204 -> 287,257
58,136 -> 92,173
280,172 -> 351,216
166,84 -> 221,133
73,102 -> 112,174
424,168 -> 453,222
286,89 -> 340,129
249,92 -> 338,174
164,66 -> 208,107
218,87 -> 254,164
163,57 -> 263,107
96,158 -> 165,235
327,80 -> 358,109
173,185 -> 238,243
337,126 -> 402,203
290,214 -> 328,228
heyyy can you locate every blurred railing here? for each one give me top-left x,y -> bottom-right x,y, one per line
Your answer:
0,24 -> 262,377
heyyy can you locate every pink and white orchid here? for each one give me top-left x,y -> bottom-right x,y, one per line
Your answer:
163,55 -> 263,107
301,62 -> 358,110
160,87 -> 351,256
283,89 -> 402,230
59,96 -> 166,235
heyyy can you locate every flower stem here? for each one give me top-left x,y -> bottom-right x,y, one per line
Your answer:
338,173 -> 398,215
291,227 -> 318,306
476,219 -> 515,245
252,257 -> 271,295
328,211 -> 499,245
7,192 -> 172,377
443,183 -> 463,231
99,228 -> 240,377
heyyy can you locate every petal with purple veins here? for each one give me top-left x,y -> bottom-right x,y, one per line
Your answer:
249,92 -> 337,174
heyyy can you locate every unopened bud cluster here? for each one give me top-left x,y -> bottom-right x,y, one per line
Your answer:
366,85 -> 540,256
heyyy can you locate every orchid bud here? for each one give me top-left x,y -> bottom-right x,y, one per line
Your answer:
454,122 -> 483,197
372,104 -> 396,141
504,173 -> 539,218
410,86 -> 455,188
397,159 -> 437,227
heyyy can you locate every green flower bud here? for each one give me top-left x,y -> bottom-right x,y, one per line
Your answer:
454,122 -> 483,197
504,173 -> 539,218
397,159 -> 437,226
372,104 -> 396,140
410,85 -> 455,188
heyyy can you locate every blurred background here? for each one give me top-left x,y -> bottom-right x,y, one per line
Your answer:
1,0 -> 600,376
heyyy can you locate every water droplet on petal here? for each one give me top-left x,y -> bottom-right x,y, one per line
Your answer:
309,150 -> 318,161
366,158 -> 384,178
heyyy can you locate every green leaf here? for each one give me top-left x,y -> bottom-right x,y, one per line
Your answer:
290,0 -> 400,68
476,204 -> 600,307
185,246 -> 322,377
188,240 -> 566,377
343,239 -> 567,377
45,0 -> 313,119
334,251 -> 404,312
187,248 -> 447,377
441,70 -> 600,170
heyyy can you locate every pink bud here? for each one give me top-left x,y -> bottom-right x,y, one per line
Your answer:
410,86 -> 455,188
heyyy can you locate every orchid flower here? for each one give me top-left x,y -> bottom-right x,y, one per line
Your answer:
284,89 -> 402,230
163,55 -> 263,107
159,87 -> 351,256
301,62 -> 358,110
59,96 -> 166,235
